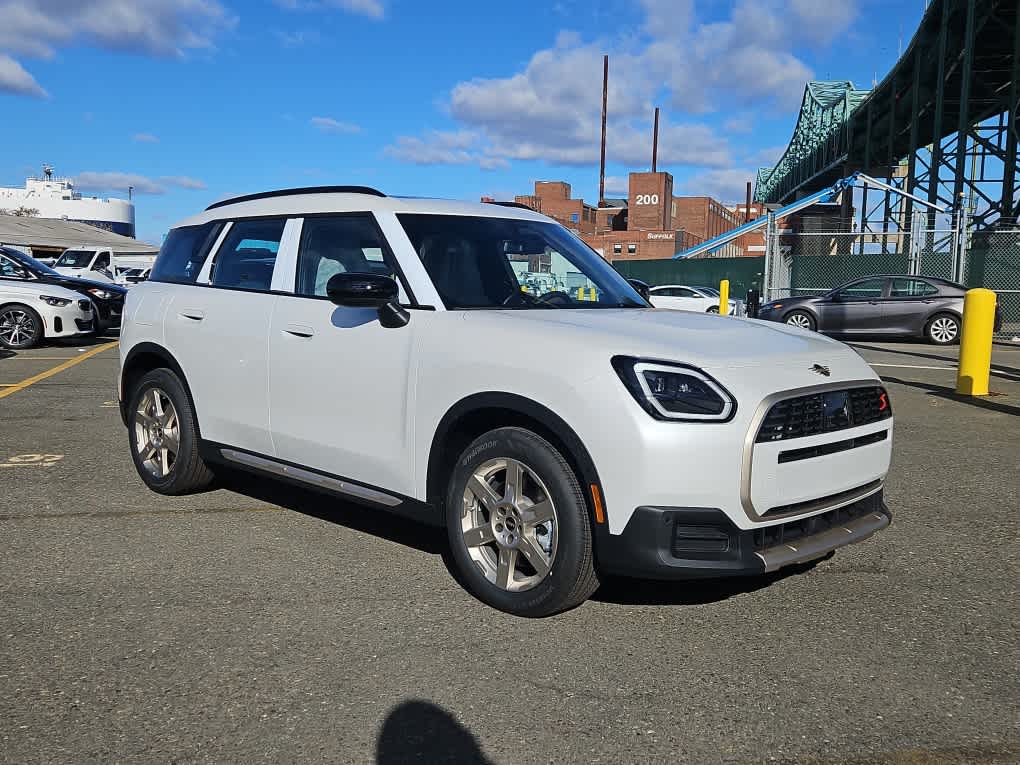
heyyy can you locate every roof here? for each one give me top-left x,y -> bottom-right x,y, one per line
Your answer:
602,198 -> 629,209
0,214 -> 158,252
177,190 -> 552,228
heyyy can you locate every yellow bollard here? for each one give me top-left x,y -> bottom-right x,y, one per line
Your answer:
956,288 -> 997,396
718,279 -> 729,316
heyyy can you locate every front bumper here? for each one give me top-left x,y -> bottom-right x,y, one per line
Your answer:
595,491 -> 890,580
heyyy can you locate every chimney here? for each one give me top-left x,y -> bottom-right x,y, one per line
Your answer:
652,107 -> 660,173
599,55 -> 608,207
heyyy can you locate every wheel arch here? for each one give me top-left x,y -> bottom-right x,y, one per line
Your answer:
426,392 -> 604,522
0,301 -> 44,344
120,342 -> 198,430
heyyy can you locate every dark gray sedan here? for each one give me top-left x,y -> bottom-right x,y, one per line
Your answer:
756,275 -> 991,345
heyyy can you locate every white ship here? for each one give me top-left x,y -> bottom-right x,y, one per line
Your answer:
0,165 -> 136,238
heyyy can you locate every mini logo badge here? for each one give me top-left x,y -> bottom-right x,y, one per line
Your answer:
811,364 -> 831,377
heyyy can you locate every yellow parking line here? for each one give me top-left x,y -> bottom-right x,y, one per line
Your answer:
0,341 -> 119,400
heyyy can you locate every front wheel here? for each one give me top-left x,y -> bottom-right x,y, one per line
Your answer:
926,313 -> 960,345
127,368 -> 215,495
706,305 -> 719,314
0,304 -> 43,350
446,427 -> 599,617
784,310 -> 817,331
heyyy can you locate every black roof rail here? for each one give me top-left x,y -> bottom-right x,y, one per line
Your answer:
205,185 -> 387,211
483,200 -> 537,211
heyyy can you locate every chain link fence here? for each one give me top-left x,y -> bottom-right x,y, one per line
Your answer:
763,225 -> 1020,341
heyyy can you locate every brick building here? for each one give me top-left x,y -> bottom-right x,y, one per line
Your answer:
515,182 -> 596,235
726,201 -> 767,257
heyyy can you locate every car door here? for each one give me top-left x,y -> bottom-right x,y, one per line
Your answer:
817,277 -> 889,333
163,217 -> 287,456
267,213 -> 421,496
885,278 -> 941,334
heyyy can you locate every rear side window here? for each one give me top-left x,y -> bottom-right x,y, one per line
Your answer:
210,218 -> 286,292
890,279 -> 939,297
150,223 -> 223,284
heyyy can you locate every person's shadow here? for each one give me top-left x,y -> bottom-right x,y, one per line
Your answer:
376,700 -> 493,764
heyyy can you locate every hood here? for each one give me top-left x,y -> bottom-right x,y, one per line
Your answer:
40,274 -> 127,297
465,308 -> 857,369
0,280 -> 86,302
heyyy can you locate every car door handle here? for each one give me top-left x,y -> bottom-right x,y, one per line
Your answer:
179,309 -> 205,321
283,323 -> 315,338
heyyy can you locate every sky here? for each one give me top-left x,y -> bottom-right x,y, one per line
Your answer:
0,0 -> 930,244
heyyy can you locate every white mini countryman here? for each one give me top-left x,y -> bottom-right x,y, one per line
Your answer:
119,187 -> 893,616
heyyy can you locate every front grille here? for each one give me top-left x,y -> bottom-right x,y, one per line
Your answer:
752,492 -> 883,551
756,386 -> 891,443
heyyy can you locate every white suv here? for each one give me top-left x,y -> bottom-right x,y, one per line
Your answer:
118,187 -> 893,616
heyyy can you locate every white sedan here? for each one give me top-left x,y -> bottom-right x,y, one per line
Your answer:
649,284 -> 744,315
0,281 -> 95,350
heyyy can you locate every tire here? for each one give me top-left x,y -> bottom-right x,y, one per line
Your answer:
445,427 -> 599,617
0,303 -> 43,350
706,305 -> 719,314
126,368 -> 215,495
784,310 -> 816,331
925,313 -> 960,345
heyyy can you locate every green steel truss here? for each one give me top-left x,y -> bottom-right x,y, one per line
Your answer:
755,0 -> 1020,233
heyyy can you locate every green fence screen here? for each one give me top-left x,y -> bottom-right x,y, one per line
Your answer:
613,257 -> 765,298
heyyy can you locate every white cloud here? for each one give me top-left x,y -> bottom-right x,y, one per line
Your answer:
602,176 -> 629,196
680,168 -> 757,203
132,133 -> 160,143
274,0 -> 385,19
75,172 -> 207,195
0,0 -> 235,97
310,116 -> 362,134
386,1 -> 854,172
0,53 -> 47,97
383,130 -> 509,170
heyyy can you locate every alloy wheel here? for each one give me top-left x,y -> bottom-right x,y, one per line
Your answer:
461,458 -> 558,592
786,313 -> 813,330
929,316 -> 958,343
133,387 -> 181,479
0,308 -> 38,348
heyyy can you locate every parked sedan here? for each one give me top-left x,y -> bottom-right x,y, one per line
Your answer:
0,280 -> 94,349
649,284 -> 744,315
756,275 -> 995,345
0,246 -> 127,332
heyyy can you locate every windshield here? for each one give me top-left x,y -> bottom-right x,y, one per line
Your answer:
398,214 -> 646,309
698,287 -> 721,297
2,248 -> 60,276
56,249 -> 97,268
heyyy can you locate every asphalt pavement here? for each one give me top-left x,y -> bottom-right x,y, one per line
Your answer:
1,336 -> 1018,764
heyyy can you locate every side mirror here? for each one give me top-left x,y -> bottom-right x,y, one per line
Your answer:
326,272 -> 409,328
628,278 -> 651,302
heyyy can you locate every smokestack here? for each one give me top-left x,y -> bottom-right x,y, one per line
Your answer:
599,55 -> 608,207
744,181 -> 752,222
652,107 -> 660,173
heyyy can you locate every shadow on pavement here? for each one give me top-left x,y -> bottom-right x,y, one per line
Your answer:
882,375 -> 1019,416
593,555 -> 830,606
853,342 -> 1020,377
376,700 -> 492,764
0,349 -> 13,360
215,469 -> 447,555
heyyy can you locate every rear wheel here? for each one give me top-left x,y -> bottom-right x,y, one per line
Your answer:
0,304 -> 43,350
706,305 -> 719,314
446,427 -> 599,617
127,368 -> 214,495
784,310 -> 816,331
925,313 -> 960,345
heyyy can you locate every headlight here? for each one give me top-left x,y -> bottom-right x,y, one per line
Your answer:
612,356 -> 736,422
39,295 -> 71,307
87,288 -> 113,300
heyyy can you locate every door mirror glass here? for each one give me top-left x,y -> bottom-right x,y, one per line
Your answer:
326,272 -> 400,308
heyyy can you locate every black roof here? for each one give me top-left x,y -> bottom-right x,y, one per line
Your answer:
205,185 -> 387,211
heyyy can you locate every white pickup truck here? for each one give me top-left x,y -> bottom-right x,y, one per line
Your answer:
52,247 -> 157,285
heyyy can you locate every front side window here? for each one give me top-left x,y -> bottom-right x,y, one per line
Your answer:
0,255 -> 29,279
836,278 -> 886,300
398,214 -> 646,309
150,222 -> 223,285
296,215 -> 397,297
55,249 -> 96,268
890,279 -> 939,298
210,219 -> 286,291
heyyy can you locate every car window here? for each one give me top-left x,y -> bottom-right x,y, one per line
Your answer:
210,219 -> 286,291
55,249 -> 96,268
836,278 -> 886,300
890,278 -> 939,298
296,215 -> 397,298
0,255 -> 29,279
676,288 -> 699,298
94,252 -> 110,270
399,214 -> 645,309
150,222 -> 224,285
